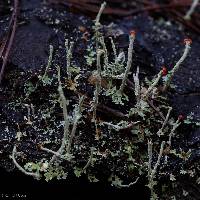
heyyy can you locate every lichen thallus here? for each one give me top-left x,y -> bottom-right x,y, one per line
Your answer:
10,2 -> 194,199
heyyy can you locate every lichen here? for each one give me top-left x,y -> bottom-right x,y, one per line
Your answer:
2,2 -> 199,200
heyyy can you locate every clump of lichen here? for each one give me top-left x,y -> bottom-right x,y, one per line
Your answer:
4,2 -> 199,200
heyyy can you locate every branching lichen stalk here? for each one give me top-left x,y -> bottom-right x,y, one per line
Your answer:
148,141 -> 165,199
57,66 -> 69,153
83,147 -> 94,171
66,95 -> 85,154
40,146 -> 67,160
144,70 -> 162,98
12,146 -> 40,179
95,2 -> 107,26
133,66 -> 140,104
42,45 -> 53,80
93,50 -> 103,122
94,2 -> 106,48
168,119 -> 181,147
151,141 -> 165,178
100,36 -> 109,66
184,0 -> 199,20
163,41 -> 191,91
50,66 -> 69,163
65,39 -> 74,80
117,177 -> 139,188
156,107 -> 172,136
110,37 -> 117,64
119,33 -> 135,93
148,140 -> 153,177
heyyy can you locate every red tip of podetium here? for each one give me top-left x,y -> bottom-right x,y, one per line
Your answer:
130,30 -> 136,37
162,67 -> 168,76
178,114 -> 184,121
184,38 -> 192,45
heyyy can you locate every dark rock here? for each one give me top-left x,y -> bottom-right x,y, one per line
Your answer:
0,1 -> 199,199
10,19 -> 55,70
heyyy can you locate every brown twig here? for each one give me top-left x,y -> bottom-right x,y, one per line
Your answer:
0,0 -> 19,84
97,104 -> 127,118
48,0 -> 200,34
70,93 -> 127,119
138,0 -> 200,34
169,9 -> 200,34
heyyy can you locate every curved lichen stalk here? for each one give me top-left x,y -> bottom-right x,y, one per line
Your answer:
92,49 -> 103,122
119,31 -> 136,93
163,38 -> 192,91
11,146 -> 40,180
184,0 -> 200,20
49,66 -> 70,164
